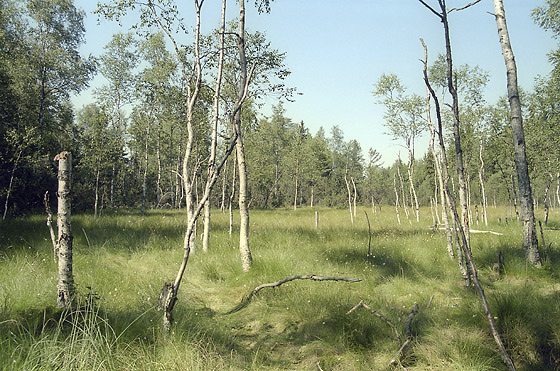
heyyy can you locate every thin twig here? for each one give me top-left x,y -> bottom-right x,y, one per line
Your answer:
428,294 -> 434,309
448,0 -> 482,13
347,300 -> 401,343
418,0 -> 442,19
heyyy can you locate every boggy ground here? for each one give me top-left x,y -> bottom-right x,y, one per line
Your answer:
0,206 -> 559,370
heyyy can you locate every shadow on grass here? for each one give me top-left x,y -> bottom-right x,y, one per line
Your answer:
490,287 -> 560,370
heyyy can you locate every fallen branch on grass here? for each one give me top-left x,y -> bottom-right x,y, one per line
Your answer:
389,303 -> 419,367
435,227 -> 503,236
226,275 -> 361,314
347,300 -> 419,367
346,300 -> 401,343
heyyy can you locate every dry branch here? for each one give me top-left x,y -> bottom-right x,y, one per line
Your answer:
389,303 -> 419,367
435,227 -> 503,236
44,191 -> 57,261
448,0 -> 482,13
226,274 -> 361,314
347,300 -> 419,367
346,300 -> 401,343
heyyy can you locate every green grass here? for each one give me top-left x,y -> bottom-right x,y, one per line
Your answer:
0,206 -> 559,370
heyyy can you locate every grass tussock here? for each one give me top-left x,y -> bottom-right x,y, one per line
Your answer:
0,206 -> 559,370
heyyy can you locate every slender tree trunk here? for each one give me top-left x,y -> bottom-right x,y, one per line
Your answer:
229,153 -> 237,237
55,151 -> 74,309
3,148 -> 23,220
110,164 -> 115,207
157,127 -> 163,206
420,10 -> 516,368
202,0 -> 226,253
408,145 -> 420,222
424,78 -> 454,258
510,160 -> 519,221
142,119 -> 150,215
494,0 -> 541,267
220,159 -> 227,213
233,0 -> 252,272
235,129 -> 251,270
293,159 -> 299,211
94,161 -> 100,218
434,172 -> 441,225
556,172 -> 560,207
544,173 -> 553,226
393,173 -> 401,225
352,176 -> 357,219
397,155 -> 410,220
344,164 -> 354,225
479,139 -> 488,226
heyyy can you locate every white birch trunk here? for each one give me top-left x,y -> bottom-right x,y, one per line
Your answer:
494,0 -> 541,267
479,139 -> 488,226
393,173 -> 401,225
55,151 -> 74,309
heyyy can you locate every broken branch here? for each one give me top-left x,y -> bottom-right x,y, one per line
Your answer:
448,0 -> 482,13
227,274 -> 361,314
347,300 -> 401,343
389,303 -> 419,367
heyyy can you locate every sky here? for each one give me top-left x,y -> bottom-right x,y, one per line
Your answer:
72,0 -> 558,166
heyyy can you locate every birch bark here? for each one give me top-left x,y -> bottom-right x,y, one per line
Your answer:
234,0 -> 252,272
493,0 -> 541,266
55,151 -> 74,309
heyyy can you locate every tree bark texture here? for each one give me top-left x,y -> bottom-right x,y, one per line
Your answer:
493,0 -> 541,267
55,151 -> 74,309
235,0 -> 252,272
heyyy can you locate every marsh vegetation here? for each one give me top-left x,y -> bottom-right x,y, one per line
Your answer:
1,207 -> 558,370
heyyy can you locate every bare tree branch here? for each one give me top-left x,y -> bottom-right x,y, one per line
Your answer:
418,0 -> 442,19
347,300 -> 401,343
448,0 -> 482,13
227,275 -> 361,314
389,303 -> 419,367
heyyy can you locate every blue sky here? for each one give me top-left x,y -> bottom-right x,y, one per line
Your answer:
73,0 -> 557,166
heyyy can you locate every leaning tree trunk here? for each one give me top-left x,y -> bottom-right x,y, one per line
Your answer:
425,83 -> 454,259
202,0 -> 226,253
420,4 -> 516,366
493,0 -> 541,267
55,151 -> 74,309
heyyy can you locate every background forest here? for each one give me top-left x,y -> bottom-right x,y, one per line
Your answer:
2,0 -> 560,219
2,1 -> 560,370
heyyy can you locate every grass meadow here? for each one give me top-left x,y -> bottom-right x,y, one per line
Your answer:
0,205 -> 559,370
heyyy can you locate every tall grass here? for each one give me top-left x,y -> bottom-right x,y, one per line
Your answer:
0,206 -> 559,370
